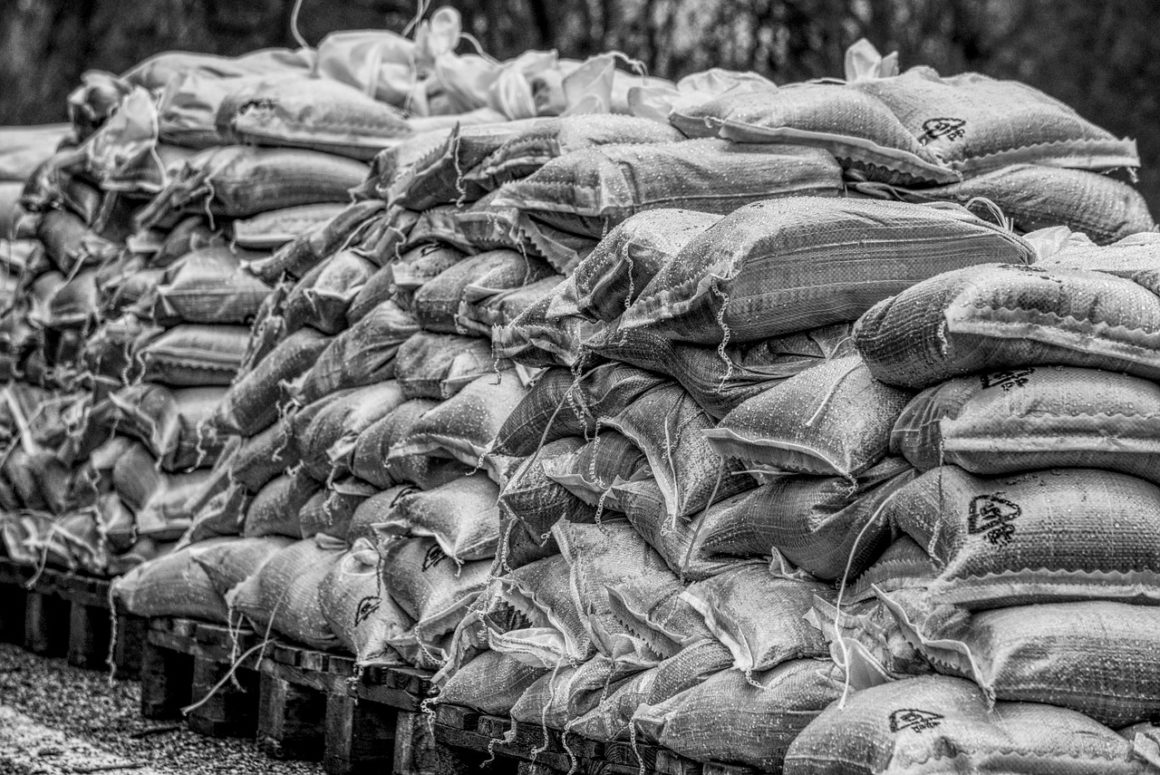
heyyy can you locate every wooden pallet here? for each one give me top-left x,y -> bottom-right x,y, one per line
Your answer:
433,703 -> 758,775
0,557 -> 146,677
142,616 -> 485,775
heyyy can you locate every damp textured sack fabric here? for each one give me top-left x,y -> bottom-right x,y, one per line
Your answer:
493,140 -> 842,237
412,249 -> 553,334
697,457 -> 915,580
881,592 -> 1160,727
707,356 -> 913,479
232,203 -> 348,249
294,301 -> 417,405
617,197 -> 1033,344
885,466 -> 1160,609
854,263 -> 1160,390
589,323 -> 856,421
219,75 -> 412,160
633,659 -> 844,770
297,478 -> 376,541
867,164 -> 1156,246
242,473 -> 319,539
349,243 -> 465,323
248,199 -> 385,283
549,209 -> 723,323
394,331 -> 502,401
230,422 -> 297,494
357,399 -> 473,490
855,67 -> 1140,175
149,246 -> 273,326
375,475 -> 500,563
436,650 -> 548,715
891,366 -> 1160,484
782,674 -> 1152,775
496,437 -> 594,538
111,540 -> 230,622
189,535 -> 293,596
319,539 -> 414,665
681,565 -> 832,674
489,552 -> 594,666
137,324 -> 249,386
540,430 -> 650,510
101,384 -> 226,471
291,381 -> 405,481
282,249 -> 377,335
227,536 -> 343,649
672,81 -> 957,184
213,327 -> 331,436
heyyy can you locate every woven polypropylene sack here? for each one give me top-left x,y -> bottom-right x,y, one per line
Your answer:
854,263 -> 1160,390
282,250 -> 378,335
490,553 -> 593,666
298,478 -> 376,542
232,204 -> 347,249
436,650 -> 548,715
151,246 -> 272,326
248,200 -> 385,283
137,324 -> 250,386
375,475 -> 500,562
104,384 -> 227,472
886,466 -> 1160,609
394,331 -> 501,401
190,536 -> 293,596
228,536 -> 344,649
412,249 -> 553,334
291,382 -> 405,481
617,197 -> 1033,345
319,539 -> 415,664
214,328 -> 331,436
243,472 -> 320,539
540,430 -> 651,510
783,674 -> 1148,775
697,457 -> 915,581
707,356 -> 912,479
497,437 -> 595,538
112,540 -> 230,621
493,140 -> 841,238
348,244 -> 466,323
231,422 -> 298,494
492,293 -> 605,368
892,366 -> 1160,484
633,659 -> 843,770
295,301 -> 417,405
355,399 -> 473,490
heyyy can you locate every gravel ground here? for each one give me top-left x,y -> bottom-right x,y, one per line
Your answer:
0,643 -> 324,775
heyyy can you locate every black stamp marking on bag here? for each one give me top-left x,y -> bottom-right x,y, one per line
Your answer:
355,595 -> 381,625
981,368 -> 1035,391
889,708 -> 944,733
968,494 -> 1021,546
919,117 -> 966,144
422,544 -> 447,571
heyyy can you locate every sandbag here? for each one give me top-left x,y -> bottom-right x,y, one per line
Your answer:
243,472 -> 320,539
886,466 -> 1160,609
492,364 -> 666,457
111,540 -> 230,621
854,263 -> 1160,390
458,274 -> 564,337
354,399 -> 473,490
604,574 -> 713,660
231,422 -> 297,494
541,431 -> 651,511
298,478 -> 376,542
697,457 -> 915,580
213,327 -> 332,436
137,145 -> 368,227
412,249 -> 553,334
137,324 -> 249,386
113,446 -> 212,539
292,381 -> 405,481
247,200 -> 385,283
103,384 -> 226,471
150,246 -> 272,325
492,140 -> 842,237
892,367 -> 1160,484
347,486 -> 413,543
295,301 -> 418,405
490,553 -> 593,666
320,538 -> 415,664
882,593 -> 1160,728
783,674 -> 1148,775
394,331 -> 502,400
232,203 -> 347,249
509,656 -> 643,730
378,536 -> 490,656
682,565 -> 832,674
497,438 -> 595,538
348,243 -> 466,323
190,536 -> 294,596
492,293 -> 604,368
282,249 -> 378,335
376,475 -> 500,562
436,650 -> 548,716
617,197 -> 1033,344
229,536 -> 344,649
706,356 -> 912,479
633,660 -> 843,770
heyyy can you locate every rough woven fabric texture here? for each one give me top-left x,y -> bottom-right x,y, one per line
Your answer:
230,422 -> 297,494
891,366 -> 1160,485
697,457 -> 915,581
394,330 -> 503,401
854,263 -> 1160,390
247,200 -> 385,283
137,324 -> 250,386
617,197 -> 1032,345
412,249 -> 553,334
707,356 -> 913,479
783,674 -> 1149,775
882,592 -> 1160,727
190,535 -> 293,596
292,381 -> 405,481
886,466 -> 1160,609
490,552 -> 593,666
319,539 -> 415,665
282,249 -> 378,335
150,246 -> 272,325
232,203 -> 348,249
541,430 -> 651,510
112,540 -> 230,622
347,244 -> 465,324
436,650 -> 548,716
357,398 -> 474,490
497,437 -> 594,538
242,471 -> 320,539
297,477 -> 376,542
375,474 -> 501,562
633,659 -> 843,770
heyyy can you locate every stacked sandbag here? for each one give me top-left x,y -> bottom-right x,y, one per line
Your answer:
668,39 -> 1153,244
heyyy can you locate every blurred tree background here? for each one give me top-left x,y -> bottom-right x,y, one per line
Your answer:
2,0 -> 1156,208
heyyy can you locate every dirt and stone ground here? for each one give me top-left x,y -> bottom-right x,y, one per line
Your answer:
0,643 -> 324,775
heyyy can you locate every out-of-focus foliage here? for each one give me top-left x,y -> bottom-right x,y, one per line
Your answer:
2,0 -> 1157,206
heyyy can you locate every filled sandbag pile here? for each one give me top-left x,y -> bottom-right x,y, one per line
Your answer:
3,25 -> 1159,773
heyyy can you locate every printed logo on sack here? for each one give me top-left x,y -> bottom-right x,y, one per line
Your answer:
889,708 -> 944,733
968,494 -> 1021,546
919,117 -> 966,144
354,595 -> 381,625
981,368 -> 1035,391
422,544 -> 448,571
